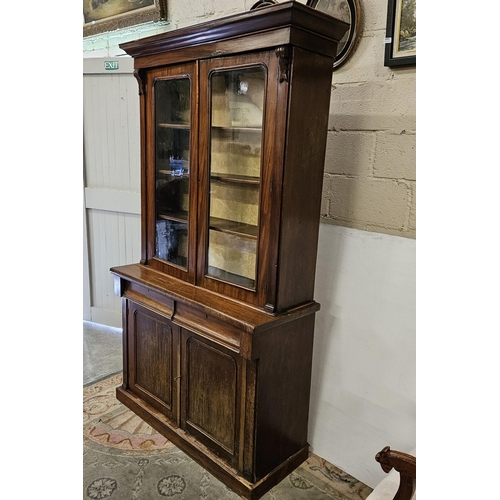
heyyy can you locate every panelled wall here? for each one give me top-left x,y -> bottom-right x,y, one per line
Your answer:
83,58 -> 141,326
83,0 -> 416,488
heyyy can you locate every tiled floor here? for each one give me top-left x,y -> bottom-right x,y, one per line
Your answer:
83,320 -> 122,386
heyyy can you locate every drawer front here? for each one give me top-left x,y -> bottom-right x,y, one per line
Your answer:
123,281 -> 174,319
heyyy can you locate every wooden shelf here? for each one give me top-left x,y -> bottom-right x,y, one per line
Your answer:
209,217 -> 258,239
157,211 -> 189,224
207,266 -> 255,289
210,173 -> 260,185
212,126 -> 262,134
158,169 -> 190,178
158,123 -> 190,129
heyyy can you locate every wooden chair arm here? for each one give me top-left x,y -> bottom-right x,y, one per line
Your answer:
375,446 -> 416,500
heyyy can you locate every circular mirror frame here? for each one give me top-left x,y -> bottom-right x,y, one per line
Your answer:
250,0 -> 278,10
306,0 -> 363,69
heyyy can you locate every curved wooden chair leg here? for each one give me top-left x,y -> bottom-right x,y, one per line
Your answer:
375,446 -> 416,500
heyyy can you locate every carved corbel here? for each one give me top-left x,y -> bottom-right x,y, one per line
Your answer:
134,69 -> 147,95
275,46 -> 291,83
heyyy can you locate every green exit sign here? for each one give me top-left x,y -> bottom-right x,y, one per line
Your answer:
105,61 -> 119,70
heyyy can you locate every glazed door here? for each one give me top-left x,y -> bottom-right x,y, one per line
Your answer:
197,51 -> 285,310
146,62 -> 199,282
127,301 -> 180,425
180,329 -> 242,467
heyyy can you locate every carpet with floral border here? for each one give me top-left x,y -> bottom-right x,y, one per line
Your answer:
83,374 -> 372,500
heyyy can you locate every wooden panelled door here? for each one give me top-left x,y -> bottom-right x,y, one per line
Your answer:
125,300 -> 242,466
180,329 -> 242,467
127,302 -> 180,425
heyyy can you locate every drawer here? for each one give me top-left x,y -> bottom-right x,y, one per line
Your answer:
122,281 -> 174,319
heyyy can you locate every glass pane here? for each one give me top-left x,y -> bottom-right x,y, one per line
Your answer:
156,220 -> 188,267
207,66 -> 265,289
155,78 -> 191,268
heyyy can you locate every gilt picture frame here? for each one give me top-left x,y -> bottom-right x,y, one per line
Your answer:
306,0 -> 362,69
384,0 -> 416,67
83,0 -> 167,37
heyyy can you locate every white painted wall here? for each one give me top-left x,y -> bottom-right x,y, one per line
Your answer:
310,224 -> 415,487
83,58 -> 142,326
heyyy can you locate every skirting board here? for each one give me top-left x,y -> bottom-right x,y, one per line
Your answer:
90,307 -> 122,329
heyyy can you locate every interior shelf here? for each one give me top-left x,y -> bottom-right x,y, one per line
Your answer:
212,126 -> 262,134
207,266 -> 255,289
209,217 -> 258,239
210,173 -> 260,185
158,123 -> 190,129
158,169 -> 190,178
157,211 -> 189,224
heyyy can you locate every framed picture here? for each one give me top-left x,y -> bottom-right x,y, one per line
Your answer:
384,0 -> 416,67
83,0 -> 167,37
306,0 -> 362,69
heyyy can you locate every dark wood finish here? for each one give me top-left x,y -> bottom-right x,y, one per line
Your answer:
134,68 -> 148,265
375,446 -> 416,500
252,314 -> 315,479
209,217 -> 258,239
144,62 -> 199,283
121,298 -> 129,389
112,265 -> 319,497
197,50 -> 282,307
120,1 -> 349,65
211,172 -> 261,185
195,43 -> 335,311
111,263 -> 320,339
128,2 -> 349,312
127,303 -> 180,424
181,330 -> 242,466
275,46 -> 335,311
111,4 -> 349,499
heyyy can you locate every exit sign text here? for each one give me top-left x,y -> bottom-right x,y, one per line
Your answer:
105,61 -> 119,70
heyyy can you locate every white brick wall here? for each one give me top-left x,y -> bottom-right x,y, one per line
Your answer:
323,0 -> 416,238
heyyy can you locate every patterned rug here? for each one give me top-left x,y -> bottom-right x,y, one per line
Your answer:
83,374 -> 372,500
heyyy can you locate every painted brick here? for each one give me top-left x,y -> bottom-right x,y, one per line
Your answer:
321,171 -> 334,218
171,0 -> 246,28
358,0 -> 391,31
334,32 -> 389,84
369,78 -> 416,118
329,79 -> 416,132
324,131 -> 375,176
374,132 -> 416,180
408,182 -> 416,237
324,176 -> 410,232
334,31 -> 416,85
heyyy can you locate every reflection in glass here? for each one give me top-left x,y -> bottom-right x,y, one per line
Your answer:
155,78 -> 191,268
156,220 -> 188,267
207,66 -> 265,289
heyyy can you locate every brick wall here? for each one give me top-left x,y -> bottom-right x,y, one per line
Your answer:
322,1 -> 416,238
